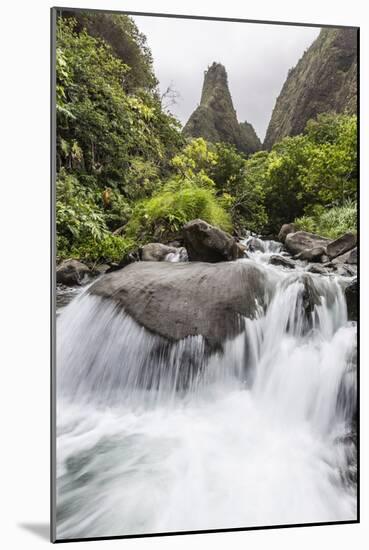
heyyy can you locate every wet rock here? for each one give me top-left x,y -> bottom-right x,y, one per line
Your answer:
299,274 -> 323,316
246,237 -> 265,253
327,232 -> 357,260
345,279 -> 358,321
306,264 -> 328,275
295,246 -> 327,262
94,264 -> 110,275
332,247 -> 357,265
324,260 -> 356,277
106,251 -> 139,273
336,265 -> 357,277
269,254 -> 295,269
183,219 -> 247,262
278,223 -> 297,243
56,259 -> 91,286
348,247 -> 357,264
280,273 -> 326,333
90,261 -> 267,345
285,231 -> 331,256
336,427 -> 357,487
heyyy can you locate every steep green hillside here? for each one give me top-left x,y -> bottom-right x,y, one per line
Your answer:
264,28 -> 357,149
61,10 -> 157,92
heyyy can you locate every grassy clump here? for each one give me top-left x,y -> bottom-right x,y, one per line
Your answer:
125,176 -> 232,243
294,200 -> 357,239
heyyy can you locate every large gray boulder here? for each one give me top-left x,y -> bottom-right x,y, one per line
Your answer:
90,261 -> 267,345
285,231 -> 331,256
182,219 -> 247,262
140,242 -> 187,262
278,223 -> 297,243
56,259 -> 91,286
327,233 -> 357,260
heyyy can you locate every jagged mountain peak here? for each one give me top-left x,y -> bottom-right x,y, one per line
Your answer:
183,62 -> 261,155
200,62 -> 229,102
239,121 -> 262,155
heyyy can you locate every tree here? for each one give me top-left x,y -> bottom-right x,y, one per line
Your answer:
255,113 -> 357,233
300,114 -> 357,205
211,143 -> 267,233
172,139 -> 267,233
56,16 -> 183,194
63,11 -> 158,92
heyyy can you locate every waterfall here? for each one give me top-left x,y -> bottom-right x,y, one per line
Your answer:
55,242 -> 357,539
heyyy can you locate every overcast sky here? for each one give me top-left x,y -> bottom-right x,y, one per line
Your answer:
132,15 -> 320,141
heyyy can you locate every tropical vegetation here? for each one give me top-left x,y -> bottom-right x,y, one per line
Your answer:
56,14 -> 357,264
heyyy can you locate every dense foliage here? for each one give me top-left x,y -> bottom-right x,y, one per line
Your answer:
56,16 -> 183,260
55,14 -> 357,265
65,11 -> 158,93
247,113 -> 357,233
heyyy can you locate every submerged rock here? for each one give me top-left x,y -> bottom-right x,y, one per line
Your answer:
246,237 -> 265,253
90,260 -> 267,345
183,219 -> 247,262
56,259 -> 91,286
269,255 -> 295,269
282,273 -> 326,322
327,233 -> 357,260
345,279 -> 358,321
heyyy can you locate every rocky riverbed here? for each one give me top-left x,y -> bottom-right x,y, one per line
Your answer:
55,220 -> 357,538
56,219 -> 358,321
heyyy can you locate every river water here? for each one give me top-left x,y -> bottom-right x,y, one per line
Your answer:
55,239 -> 357,539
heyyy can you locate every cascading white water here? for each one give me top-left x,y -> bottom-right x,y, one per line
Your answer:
165,248 -> 188,262
56,240 -> 357,539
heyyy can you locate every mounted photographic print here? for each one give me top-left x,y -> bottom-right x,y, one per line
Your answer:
51,7 -> 359,542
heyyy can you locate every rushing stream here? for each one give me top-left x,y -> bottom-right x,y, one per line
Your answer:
55,239 -> 357,539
